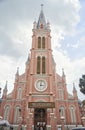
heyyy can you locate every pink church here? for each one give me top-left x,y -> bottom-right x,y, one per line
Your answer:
0,5 -> 82,130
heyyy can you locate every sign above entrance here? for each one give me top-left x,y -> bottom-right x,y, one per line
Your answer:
28,102 -> 55,108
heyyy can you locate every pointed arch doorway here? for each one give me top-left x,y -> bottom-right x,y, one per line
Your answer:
34,108 -> 47,130
28,102 -> 55,130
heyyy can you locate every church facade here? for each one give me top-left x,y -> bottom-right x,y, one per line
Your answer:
0,5 -> 82,130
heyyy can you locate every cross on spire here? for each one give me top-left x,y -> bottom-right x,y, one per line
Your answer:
37,4 -> 46,29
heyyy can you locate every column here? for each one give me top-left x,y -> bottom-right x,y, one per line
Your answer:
47,109 -> 50,125
50,113 -> 57,130
60,116 -> 65,130
18,116 -> 22,130
27,113 -> 33,130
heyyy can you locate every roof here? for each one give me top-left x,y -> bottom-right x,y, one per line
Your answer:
37,4 -> 46,29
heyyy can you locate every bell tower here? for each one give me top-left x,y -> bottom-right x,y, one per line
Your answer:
25,5 -> 56,130
30,4 -> 52,75
25,4 -> 55,97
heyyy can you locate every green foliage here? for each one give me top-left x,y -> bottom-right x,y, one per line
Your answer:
79,75 -> 85,94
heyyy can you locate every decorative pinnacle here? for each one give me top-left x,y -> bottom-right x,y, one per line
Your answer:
73,82 -> 77,92
73,82 -> 75,87
16,67 -> 19,75
62,68 -> 65,77
5,81 -> 8,88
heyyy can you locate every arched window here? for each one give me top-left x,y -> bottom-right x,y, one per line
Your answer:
42,37 -> 45,49
42,57 -> 46,74
17,87 -> 22,99
14,106 -> 20,123
58,89 -> 64,100
70,106 -> 76,123
59,106 -> 65,118
37,56 -> 41,74
38,37 -> 41,48
4,105 -> 10,120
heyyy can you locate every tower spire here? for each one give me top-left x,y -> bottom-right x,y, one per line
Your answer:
41,4 -> 44,11
37,4 -> 46,29
2,81 -> 8,99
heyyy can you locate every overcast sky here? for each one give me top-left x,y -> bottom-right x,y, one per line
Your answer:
0,0 -> 85,100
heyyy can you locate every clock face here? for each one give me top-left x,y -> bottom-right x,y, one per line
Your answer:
35,80 -> 47,91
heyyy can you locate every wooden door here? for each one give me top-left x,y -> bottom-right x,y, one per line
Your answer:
34,108 -> 47,130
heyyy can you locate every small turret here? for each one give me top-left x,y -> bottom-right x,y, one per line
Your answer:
73,83 -> 78,99
73,82 -> 77,92
16,67 -> 19,75
62,68 -> 65,77
33,20 -> 37,30
2,81 -> 8,99
26,53 -> 30,65
15,67 -> 19,82
47,21 -> 50,30
62,68 -> 66,83
25,53 -> 30,71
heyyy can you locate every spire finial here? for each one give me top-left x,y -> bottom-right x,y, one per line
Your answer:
41,4 -> 44,11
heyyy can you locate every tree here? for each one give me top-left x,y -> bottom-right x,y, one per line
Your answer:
79,75 -> 85,95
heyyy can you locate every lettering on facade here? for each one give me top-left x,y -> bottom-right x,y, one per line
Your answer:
28,102 -> 55,108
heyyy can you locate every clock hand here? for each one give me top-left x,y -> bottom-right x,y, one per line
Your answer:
40,82 -> 42,86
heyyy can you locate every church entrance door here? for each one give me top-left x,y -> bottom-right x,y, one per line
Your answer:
34,108 -> 47,130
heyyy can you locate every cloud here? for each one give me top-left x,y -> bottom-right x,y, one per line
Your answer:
0,55 -> 26,92
47,0 -> 80,36
53,49 -> 85,100
72,36 -> 85,48
0,23 -> 32,58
